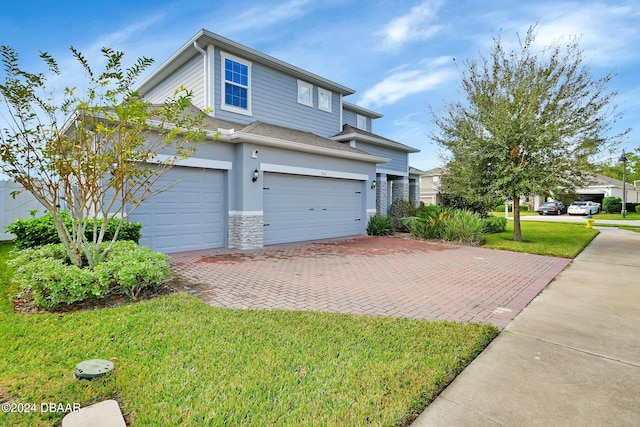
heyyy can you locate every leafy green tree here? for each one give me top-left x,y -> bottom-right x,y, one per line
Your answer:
592,150 -> 640,182
0,46 -> 212,267
432,27 -> 628,241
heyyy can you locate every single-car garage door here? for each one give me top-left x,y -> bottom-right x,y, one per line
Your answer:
128,167 -> 225,253
263,173 -> 364,245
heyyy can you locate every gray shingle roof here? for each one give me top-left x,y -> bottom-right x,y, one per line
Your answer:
333,124 -> 419,153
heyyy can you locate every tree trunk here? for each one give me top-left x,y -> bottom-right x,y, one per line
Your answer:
513,196 -> 523,242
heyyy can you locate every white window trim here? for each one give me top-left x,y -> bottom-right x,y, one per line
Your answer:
261,163 -> 368,181
220,51 -> 252,116
318,87 -> 332,113
356,114 -> 367,131
297,80 -> 313,107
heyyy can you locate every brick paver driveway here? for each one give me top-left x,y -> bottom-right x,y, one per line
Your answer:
169,235 -> 570,328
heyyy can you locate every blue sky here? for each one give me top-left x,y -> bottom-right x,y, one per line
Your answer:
1,0 -> 639,172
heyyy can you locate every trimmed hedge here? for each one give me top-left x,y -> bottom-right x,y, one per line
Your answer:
5,211 -> 141,249
8,241 -> 170,309
481,216 -> 508,234
494,204 -> 529,212
602,197 -> 622,213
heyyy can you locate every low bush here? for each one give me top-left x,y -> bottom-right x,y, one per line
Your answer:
389,199 -> 417,231
481,216 -> 508,234
366,214 -> 394,236
602,196 -> 622,213
404,207 -> 484,245
494,204 -> 528,212
636,205 -> 640,214
8,241 -> 170,309
5,211 -> 142,249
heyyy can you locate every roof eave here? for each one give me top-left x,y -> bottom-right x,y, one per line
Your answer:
332,132 -> 420,153
221,132 -> 389,164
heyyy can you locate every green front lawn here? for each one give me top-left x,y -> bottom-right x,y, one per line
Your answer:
483,221 -> 599,258
592,211 -> 640,220
0,241 -> 498,426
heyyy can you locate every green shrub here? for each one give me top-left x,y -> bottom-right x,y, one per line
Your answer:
95,241 -> 170,299
442,210 -> 484,245
8,241 -> 170,309
389,199 -> 417,231
5,211 -> 142,249
519,205 -> 529,212
636,205 -> 640,214
481,216 -> 508,234
494,204 -> 528,213
602,196 -> 622,213
366,214 -> 394,236
494,205 -> 506,212
404,208 -> 484,245
8,246 -> 108,309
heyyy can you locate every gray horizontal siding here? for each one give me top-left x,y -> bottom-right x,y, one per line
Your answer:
145,54 -> 205,109
342,108 -> 371,132
213,49 -> 342,136
356,142 -> 408,174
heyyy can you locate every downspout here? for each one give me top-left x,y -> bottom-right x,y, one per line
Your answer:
193,41 -> 210,111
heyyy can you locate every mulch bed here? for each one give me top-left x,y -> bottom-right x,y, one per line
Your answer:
11,277 -> 189,314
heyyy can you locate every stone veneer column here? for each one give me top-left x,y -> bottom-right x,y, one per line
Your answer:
376,174 -> 388,215
392,178 -> 410,202
409,179 -> 420,206
228,212 -> 264,249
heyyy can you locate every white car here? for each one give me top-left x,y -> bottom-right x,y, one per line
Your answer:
568,201 -> 600,215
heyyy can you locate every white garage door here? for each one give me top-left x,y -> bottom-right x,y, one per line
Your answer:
129,167 -> 225,253
263,173 -> 364,245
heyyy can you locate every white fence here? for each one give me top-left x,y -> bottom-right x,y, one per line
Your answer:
0,180 -> 44,241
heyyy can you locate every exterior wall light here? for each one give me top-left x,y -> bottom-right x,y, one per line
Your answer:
252,168 -> 260,182
371,180 -> 377,189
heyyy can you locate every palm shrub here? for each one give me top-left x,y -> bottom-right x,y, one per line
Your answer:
366,214 -> 394,236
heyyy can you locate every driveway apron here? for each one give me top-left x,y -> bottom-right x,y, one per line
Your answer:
169,236 -> 570,328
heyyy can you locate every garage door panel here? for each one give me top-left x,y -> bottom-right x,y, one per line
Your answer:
129,167 -> 225,253
263,173 -> 364,245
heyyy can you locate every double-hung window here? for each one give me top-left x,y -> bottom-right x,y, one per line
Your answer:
356,114 -> 367,131
221,52 -> 252,115
297,80 -> 313,107
318,87 -> 332,112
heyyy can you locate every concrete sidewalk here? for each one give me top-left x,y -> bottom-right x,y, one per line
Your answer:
412,226 -> 640,426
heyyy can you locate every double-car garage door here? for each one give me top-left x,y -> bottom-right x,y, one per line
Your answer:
263,173 -> 364,245
128,167 -> 225,253
129,168 -> 365,252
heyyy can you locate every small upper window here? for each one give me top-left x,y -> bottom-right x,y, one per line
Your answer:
297,80 -> 313,107
318,88 -> 332,112
221,52 -> 252,115
356,114 -> 367,131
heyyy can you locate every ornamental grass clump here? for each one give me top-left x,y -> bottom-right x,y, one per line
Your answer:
403,207 -> 484,245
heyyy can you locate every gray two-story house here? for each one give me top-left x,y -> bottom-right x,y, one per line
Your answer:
130,29 -> 419,252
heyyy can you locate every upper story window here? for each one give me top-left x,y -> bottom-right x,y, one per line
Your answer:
221,52 -> 252,116
318,88 -> 332,112
297,80 -> 313,107
356,114 -> 367,131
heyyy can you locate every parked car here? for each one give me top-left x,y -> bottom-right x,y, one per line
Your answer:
537,201 -> 567,215
568,201 -> 600,215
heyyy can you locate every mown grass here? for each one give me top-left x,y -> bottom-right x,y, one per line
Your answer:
0,241 -> 498,426
483,221 -> 599,258
592,211 -> 640,220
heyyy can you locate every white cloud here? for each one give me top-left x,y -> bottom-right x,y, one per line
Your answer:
217,0 -> 315,34
494,2 -> 640,67
358,56 -> 456,109
377,0 -> 444,51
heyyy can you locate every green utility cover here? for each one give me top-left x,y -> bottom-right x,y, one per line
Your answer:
74,359 -> 114,380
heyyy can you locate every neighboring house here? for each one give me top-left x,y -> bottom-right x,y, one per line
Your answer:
0,179 -> 43,241
129,29 -> 419,253
419,167 -> 445,205
532,173 -> 640,210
